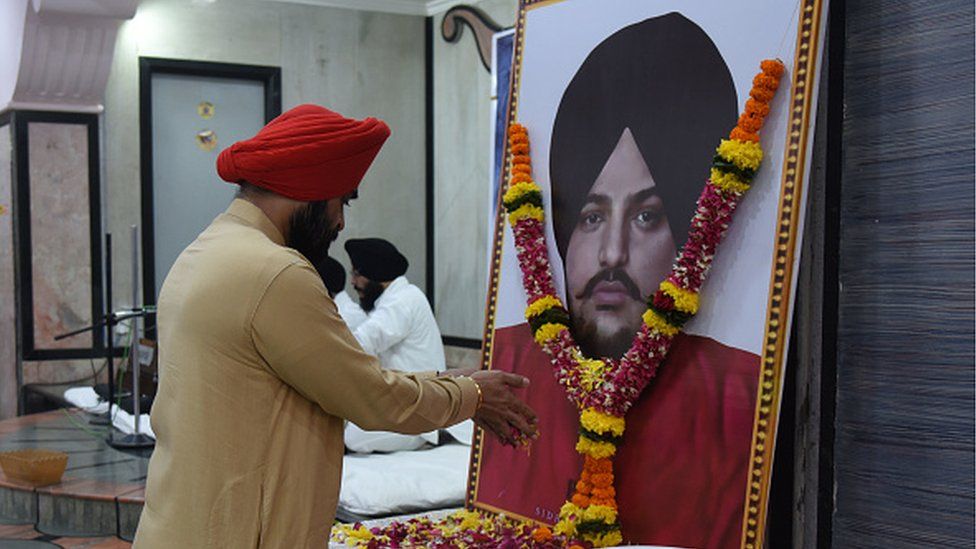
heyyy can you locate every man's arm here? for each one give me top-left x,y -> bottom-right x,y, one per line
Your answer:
252,262 -> 470,433
249,261 -> 537,443
351,295 -> 412,356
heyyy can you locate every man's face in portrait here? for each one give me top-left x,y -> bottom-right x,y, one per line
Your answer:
564,128 -> 677,359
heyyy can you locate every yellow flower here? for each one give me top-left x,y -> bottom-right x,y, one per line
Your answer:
709,168 -> 751,194
660,280 -> 700,315
534,322 -> 568,345
581,504 -> 618,524
587,529 -> 624,547
345,524 -> 374,543
717,138 -> 763,171
524,295 -> 564,319
508,203 -> 544,224
572,352 -> 607,392
642,309 -> 679,336
452,509 -> 483,531
503,181 -> 541,204
580,408 -> 625,437
576,435 -> 616,458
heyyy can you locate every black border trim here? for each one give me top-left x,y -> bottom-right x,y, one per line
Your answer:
817,1 -> 845,545
442,336 -> 482,349
425,17 -> 436,306
139,57 -> 282,336
13,111 -> 105,360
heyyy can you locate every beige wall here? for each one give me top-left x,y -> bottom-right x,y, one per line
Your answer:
431,0 -> 517,341
103,0 -> 427,312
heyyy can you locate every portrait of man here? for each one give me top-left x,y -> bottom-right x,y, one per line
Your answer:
475,12 -> 764,548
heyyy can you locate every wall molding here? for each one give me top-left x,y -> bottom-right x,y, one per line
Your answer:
263,0 -> 479,16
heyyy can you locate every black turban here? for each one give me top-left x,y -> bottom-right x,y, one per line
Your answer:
344,238 -> 408,283
314,256 -> 346,296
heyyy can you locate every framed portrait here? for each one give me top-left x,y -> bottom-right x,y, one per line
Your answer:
468,1 -> 828,548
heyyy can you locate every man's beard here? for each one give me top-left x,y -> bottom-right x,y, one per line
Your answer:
571,267 -> 642,359
357,280 -> 385,312
286,200 -> 339,267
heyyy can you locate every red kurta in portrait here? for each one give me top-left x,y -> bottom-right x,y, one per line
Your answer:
476,324 -> 759,549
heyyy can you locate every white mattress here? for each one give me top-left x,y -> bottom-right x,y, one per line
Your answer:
338,441 -> 471,518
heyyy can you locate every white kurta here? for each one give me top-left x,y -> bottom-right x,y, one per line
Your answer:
334,290 -> 368,330
352,277 -> 445,374
347,277 -> 446,450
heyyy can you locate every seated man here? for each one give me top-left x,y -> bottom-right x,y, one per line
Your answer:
343,238 -> 446,452
315,256 -> 368,330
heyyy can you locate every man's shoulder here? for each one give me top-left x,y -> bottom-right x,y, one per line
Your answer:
177,216 -> 310,287
387,280 -> 431,308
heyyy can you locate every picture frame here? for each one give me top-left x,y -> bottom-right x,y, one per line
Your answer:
467,1 -> 828,547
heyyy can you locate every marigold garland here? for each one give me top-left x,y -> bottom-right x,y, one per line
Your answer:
501,59 -> 784,547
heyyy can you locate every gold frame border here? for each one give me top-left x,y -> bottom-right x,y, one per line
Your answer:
741,1 -> 825,547
465,3 -> 828,548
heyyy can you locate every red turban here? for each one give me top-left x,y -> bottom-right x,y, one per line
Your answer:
216,104 -> 391,201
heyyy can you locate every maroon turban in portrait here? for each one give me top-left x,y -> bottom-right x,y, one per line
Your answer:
216,104 -> 391,201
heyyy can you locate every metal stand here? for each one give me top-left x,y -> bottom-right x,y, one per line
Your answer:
108,226 -> 154,449
55,228 -> 155,449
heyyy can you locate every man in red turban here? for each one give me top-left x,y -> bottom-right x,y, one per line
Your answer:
134,105 -> 537,548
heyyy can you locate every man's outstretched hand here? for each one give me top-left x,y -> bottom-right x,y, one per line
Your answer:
469,370 -> 537,446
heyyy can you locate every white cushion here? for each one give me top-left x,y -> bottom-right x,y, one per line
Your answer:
344,423 -> 429,453
339,442 -> 470,517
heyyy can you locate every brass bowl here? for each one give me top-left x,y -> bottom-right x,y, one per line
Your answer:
0,449 -> 68,487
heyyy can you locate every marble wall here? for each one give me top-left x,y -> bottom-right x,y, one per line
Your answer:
103,0 -> 427,310
0,125 -> 16,419
431,0 -> 517,341
27,123 -> 93,350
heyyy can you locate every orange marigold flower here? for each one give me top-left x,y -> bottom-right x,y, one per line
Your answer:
510,173 -> 533,184
745,98 -> 771,118
509,133 -> 528,145
761,59 -> 786,79
576,480 -> 592,494
591,497 -> 617,509
512,154 -> 531,166
592,487 -> 616,499
511,143 -> 529,155
512,164 -> 532,174
750,87 -> 775,103
587,457 -> 613,474
753,73 -> 779,91
590,473 -> 613,487
572,494 -> 590,507
737,113 -> 764,133
508,124 -> 526,136
532,526 -> 553,542
730,127 -> 760,142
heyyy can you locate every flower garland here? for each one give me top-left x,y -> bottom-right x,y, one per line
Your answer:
502,59 -> 785,547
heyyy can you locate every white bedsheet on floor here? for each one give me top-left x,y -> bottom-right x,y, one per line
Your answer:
338,442 -> 471,518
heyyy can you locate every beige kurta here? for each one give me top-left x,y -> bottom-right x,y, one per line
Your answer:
133,199 -> 477,548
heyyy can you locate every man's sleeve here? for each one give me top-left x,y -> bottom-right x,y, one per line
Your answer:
351,293 -> 414,356
336,294 -> 368,330
250,261 -> 478,433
